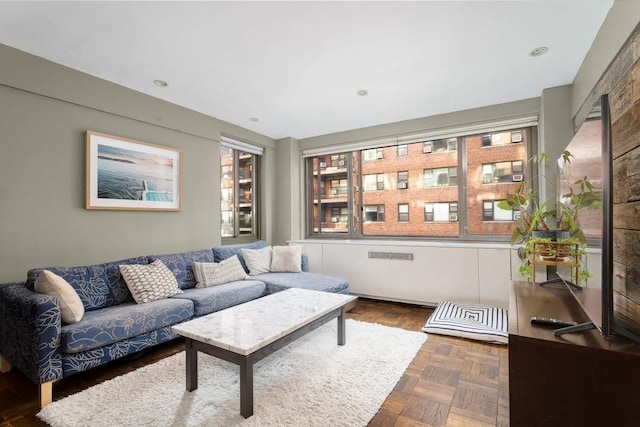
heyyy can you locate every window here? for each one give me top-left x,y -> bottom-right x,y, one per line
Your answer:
483,200 -> 517,221
424,202 -> 458,222
221,143 -> 261,241
363,147 -> 384,161
306,124 -> 532,239
424,138 -> 458,154
482,130 -> 523,147
397,171 -> 409,189
330,154 -> 347,168
482,160 -> 524,184
424,167 -> 457,187
364,205 -> 385,222
398,204 -> 409,222
397,144 -> 408,157
330,179 -> 348,195
363,174 -> 384,191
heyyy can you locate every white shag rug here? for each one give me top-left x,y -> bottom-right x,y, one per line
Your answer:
38,319 -> 427,427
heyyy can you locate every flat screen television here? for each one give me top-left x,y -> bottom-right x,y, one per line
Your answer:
557,94 -> 640,344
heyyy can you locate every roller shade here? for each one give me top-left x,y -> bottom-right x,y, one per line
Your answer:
220,135 -> 264,156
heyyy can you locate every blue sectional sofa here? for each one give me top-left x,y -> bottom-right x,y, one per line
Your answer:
0,241 -> 348,407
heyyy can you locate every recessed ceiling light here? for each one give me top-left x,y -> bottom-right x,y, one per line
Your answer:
529,46 -> 549,57
249,117 -> 259,122
356,89 -> 369,96
153,79 -> 168,87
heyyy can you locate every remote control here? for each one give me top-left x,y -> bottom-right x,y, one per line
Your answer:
530,317 -> 577,328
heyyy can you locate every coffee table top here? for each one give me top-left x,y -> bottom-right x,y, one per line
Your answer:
172,288 -> 357,355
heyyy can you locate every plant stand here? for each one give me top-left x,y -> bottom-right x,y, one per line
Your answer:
531,241 -> 581,286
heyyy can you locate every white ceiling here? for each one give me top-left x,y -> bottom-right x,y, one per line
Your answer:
0,1 -> 613,140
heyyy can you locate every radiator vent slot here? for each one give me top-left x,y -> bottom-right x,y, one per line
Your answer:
368,251 -> 414,261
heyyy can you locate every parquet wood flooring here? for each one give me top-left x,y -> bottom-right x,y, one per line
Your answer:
0,298 -> 508,426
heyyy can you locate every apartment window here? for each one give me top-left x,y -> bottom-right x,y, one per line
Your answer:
306,124 -> 533,239
424,138 -> 458,154
424,202 -> 458,222
424,167 -> 457,187
363,147 -> 384,161
363,173 -> 384,191
482,130 -> 523,147
330,154 -> 347,168
364,205 -> 385,222
482,160 -> 524,184
397,171 -> 409,189
483,200 -> 517,221
398,204 -> 409,222
331,207 -> 349,223
330,179 -> 348,195
221,141 -> 261,242
397,144 -> 408,157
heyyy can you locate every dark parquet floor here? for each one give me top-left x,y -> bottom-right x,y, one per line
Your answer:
0,298 -> 508,427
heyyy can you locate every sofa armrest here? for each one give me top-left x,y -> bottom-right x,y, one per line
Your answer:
0,283 -> 63,384
301,253 -> 309,272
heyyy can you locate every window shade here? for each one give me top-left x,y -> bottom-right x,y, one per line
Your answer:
302,114 -> 538,157
220,135 -> 264,155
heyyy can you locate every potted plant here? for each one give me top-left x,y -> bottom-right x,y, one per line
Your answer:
498,150 -> 601,282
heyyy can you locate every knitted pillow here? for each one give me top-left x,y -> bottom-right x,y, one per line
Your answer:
119,260 -> 183,304
193,255 -> 248,288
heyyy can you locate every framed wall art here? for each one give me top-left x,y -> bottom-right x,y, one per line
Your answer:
86,131 -> 182,211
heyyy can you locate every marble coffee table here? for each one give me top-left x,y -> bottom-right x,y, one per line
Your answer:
171,288 -> 357,418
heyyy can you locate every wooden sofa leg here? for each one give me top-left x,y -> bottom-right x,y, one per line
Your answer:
39,381 -> 53,408
0,355 -> 11,373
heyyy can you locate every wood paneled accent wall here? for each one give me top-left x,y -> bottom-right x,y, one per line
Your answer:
610,56 -> 640,333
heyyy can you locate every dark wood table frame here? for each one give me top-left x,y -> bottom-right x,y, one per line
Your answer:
184,305 -> 350,418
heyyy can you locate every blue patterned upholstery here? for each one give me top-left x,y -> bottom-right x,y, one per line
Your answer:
25,256 -> 148,311
252,272 -> 349,295
148,249 -> 215,289
172,280 -> 266,316
62,326 -> 179,377
60,299 -> 193,353
213,240 -> 267,272
0,244 -> 348,391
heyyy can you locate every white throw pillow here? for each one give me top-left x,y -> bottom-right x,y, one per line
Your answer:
193,255 -> 248,288
119,260 -> 182,304
271,245 -> 302,273
34,270 -> 85,324
240,246 -> 272,276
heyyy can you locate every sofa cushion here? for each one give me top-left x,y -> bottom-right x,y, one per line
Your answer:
26,256 -> 149,311
148,249 -> 215,289
60,298 -> 194,353
252,272 -> 349,295
120,260 -> 183,304
34,270 -> 85,324
193,256 -> 248,288
241,246 -> 273,275
172,280 -> 266,316
213,240 -> 267,273
271,245 -> 302,273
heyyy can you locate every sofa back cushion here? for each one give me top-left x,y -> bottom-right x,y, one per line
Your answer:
213,240 -> 268,273
147,248 -> 215,289
26,256 -> 149,311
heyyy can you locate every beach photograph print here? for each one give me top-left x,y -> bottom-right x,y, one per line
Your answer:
86,131 -> 182,210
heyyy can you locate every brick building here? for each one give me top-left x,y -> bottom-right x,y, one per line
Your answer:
310,128 -> 529,238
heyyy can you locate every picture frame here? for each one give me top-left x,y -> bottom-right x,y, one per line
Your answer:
86,131 -> 182,211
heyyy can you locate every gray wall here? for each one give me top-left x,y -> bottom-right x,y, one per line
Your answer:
0,44 -> 275,282
274,137 -> 303,246
571,0 -> 640,117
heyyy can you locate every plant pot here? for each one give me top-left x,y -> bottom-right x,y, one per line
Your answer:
532,229 -> 570,241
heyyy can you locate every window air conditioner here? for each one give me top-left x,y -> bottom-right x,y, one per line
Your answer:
512,174 -> 523,182
423,144 -> 433,153
376,152 -> 384,159
449,214 -> 458,222
330,189 -> 339,195
338,160 -> 345,167
398,182 -> 408,189
511,132 -> 523,143
331,217 -> 339,223
319,161 -> 326,168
